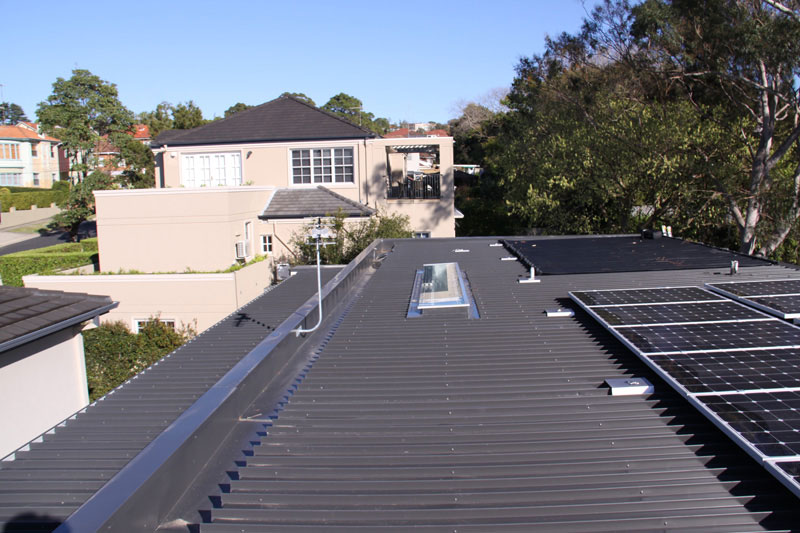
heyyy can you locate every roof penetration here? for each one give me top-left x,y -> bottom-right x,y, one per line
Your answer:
504,236 -> 772,275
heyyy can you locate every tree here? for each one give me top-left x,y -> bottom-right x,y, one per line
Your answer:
280,92 -> 316,106
322,93 -> 390,135
0,102 -> 28,125
52,171 -> 115,240
631,0 -> 800,256
37,69 -> 134,182
137,102 -> 175,139
224,102 -> 252,117
172,100 -> 206,129
117,137 -> 155,188
291,210 -> 412,265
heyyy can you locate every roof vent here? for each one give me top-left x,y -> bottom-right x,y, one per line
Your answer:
545,308 -> 574,318
605,377 -> 654,396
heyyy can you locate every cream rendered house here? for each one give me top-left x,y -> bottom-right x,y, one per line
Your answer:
0,122 -> 61,188
25,97 -> 455,334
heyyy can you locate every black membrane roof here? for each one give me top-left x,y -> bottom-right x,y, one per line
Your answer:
2,238 -> 800,532
504,236 -> 772,275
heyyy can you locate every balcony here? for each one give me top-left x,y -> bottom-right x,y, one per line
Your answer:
387,173 -> 441,200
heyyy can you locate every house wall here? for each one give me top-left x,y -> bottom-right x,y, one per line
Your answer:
0,326 -> 89,458
94,187 -> 274,272
0,139 -> 59,188
23,260 -> 273,335
30,140 -> 59,188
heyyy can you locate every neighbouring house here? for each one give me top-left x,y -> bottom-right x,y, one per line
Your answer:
0,286 -> 116,459
4,235 -> 800,530
0,122 -> 61,188
22,97 -> 455,333
90,124 -> 153,177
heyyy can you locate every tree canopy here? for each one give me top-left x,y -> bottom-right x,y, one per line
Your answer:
280,92 -> 316,106
0,102 -> 28,125
224,102 -> 252,117
322,93 -> 390,135
475,0 -> 800,261
37,69 -> 134,182
137,100 -> 209,138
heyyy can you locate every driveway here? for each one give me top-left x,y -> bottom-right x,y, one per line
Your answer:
0,221 -> 96,256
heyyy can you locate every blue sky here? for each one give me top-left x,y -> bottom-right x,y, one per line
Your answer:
2,0 -> 597,124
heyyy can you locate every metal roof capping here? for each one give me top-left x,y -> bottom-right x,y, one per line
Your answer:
3,237 -> 800,532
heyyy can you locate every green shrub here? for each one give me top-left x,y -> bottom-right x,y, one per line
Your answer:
0,239 -> 98,286
0,190 -> 68,212
51,181 -> 70,192
83,319 -> 195,401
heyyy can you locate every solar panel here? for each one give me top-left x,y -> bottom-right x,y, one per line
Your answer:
593,301 -> 766,326
616,321 -> 800,354
698,391 -> 800,457
572,286 -> 722,307
569,285 -> 800,498
648,349 -> 800,393
707,279 -> 800,319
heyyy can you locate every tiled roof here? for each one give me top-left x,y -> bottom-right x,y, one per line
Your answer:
0,124 -> 59,143
152,96 -> 375,147
259,186 -> 375,219
0,286 -> 116,353
132,124 -> 150,139
383,127 -> 412,138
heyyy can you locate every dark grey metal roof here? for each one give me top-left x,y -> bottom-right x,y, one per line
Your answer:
192,239 -> 798,530
152,96 -> 375,147
260,186 -> 375,220
0,267 -> 341,530
4,237 -> 800,531
0,286 -> 116,353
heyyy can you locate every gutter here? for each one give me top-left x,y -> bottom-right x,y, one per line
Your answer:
0,301 -> 118,354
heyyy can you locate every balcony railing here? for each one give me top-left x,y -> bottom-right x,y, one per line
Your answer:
387,173 -> 441,199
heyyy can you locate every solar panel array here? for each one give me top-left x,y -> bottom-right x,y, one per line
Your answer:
570,285 -> 800,498
707,279 -> 800,319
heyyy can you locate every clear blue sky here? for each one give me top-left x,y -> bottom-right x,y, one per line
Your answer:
1,0 -> 597,125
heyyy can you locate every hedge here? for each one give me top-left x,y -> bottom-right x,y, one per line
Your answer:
0,189 -> 68,212
0,238 -> 98,286
83,319 -> 194,401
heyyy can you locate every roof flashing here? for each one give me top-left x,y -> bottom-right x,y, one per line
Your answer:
408,262 -> 479,318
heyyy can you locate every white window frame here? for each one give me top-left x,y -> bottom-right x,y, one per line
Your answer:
261,234 -> 273,254
289,146 -> 355,186
244,221 -> 253,257
414,231 -> 431,239
133,318 -> 176,334
181,152 -> 242,187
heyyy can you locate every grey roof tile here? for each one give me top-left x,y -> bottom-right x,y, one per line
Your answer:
152,96 -> 375,147
260,186 -> 375,219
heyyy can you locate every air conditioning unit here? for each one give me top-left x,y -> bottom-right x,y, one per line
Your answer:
235,241 -> 247,259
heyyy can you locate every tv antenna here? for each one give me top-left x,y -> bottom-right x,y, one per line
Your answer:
292,218 -> 335,337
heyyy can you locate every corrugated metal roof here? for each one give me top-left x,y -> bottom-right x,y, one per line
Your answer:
191,239 -> 799,530
0,268 -> 341,530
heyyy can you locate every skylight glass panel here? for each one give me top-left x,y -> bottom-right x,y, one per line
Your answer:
418,263 -> 469,309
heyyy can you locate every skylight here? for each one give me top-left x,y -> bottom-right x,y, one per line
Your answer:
419,263 -> 469,309
408,262 -> 479,318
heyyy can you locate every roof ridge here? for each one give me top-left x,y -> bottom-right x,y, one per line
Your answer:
287,96 -> 376,138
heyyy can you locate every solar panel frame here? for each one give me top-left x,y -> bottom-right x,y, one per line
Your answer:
569,285 -> 800,498
707,279 -> 800,319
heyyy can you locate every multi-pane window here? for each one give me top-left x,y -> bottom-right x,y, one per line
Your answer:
33,173 -> 39,186
0,173 -> 21,186
181,152 -> 242,187
0,143 -> 20,160
31,145 -> 38,157
134,319 -> 175,334
291,148 -> 354,184
261,234 -> 273,254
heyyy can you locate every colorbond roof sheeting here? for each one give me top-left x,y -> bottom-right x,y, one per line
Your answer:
201,240 -> 798,531
0,267 -> 341,531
